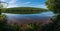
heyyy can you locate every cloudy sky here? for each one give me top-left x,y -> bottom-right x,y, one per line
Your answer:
1,0 -> 47,8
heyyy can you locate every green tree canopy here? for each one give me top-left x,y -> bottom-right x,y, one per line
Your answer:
46,0 -> 60,14
45,0 -> 60,31
4,7 -> 48,14
0,1 -> 7,15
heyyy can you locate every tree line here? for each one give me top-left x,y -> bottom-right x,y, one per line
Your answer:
4,7 -> 48,14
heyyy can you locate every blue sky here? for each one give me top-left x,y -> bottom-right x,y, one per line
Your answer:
1,0 -> 47,8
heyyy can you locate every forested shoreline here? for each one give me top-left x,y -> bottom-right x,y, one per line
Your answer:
4,7 -> 48,14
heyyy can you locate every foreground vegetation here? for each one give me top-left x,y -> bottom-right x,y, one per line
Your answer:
45,0 -> 60,31
0,14 -> 43,31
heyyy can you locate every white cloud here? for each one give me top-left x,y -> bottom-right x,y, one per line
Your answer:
0,0 -> 7,2
0,0 -> 46,8
7,0 -> 18,8
1,0 -> 5,1
8,0 -> 17,4
0,0 -> 18,8
8,1 -> 31,8
36,5 -> 47,8
22,2 -> 31,4
7,4 -> 19,8
0,0 -> 32,8
32,4 -> 47,8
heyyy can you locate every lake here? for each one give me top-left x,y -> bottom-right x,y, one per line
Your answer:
3,11 -> 54,24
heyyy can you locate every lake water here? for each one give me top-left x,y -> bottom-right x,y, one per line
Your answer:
3,11 -> 54,24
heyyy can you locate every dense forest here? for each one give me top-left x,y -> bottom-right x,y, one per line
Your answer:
4,7 -> 48,14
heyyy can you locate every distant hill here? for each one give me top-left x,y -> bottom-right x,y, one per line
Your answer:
4,7 -> 49,14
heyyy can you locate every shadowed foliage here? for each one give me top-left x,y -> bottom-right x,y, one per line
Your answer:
42,0 -> 60,31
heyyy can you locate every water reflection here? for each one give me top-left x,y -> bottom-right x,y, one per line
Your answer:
3,11 -> 54,24
5,11 -> 54,18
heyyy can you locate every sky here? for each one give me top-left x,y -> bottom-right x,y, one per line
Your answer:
1,0 -> 47,8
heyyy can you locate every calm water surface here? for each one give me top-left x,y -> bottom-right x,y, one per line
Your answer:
3,11 -> 54,24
